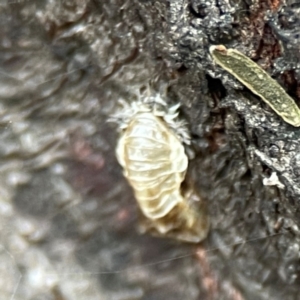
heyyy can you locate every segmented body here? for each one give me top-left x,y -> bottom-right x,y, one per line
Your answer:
210,45 -> 300,127
116,111 -> 188,220
114,97 -> 209,243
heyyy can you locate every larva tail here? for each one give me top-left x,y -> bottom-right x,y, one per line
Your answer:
174,191 -> 210,243
140,190 -> 209,243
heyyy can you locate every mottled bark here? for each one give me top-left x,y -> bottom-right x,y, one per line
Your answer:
1,0 -> 300,299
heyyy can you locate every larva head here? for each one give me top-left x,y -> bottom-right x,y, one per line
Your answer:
209,44 -> 226,60
109,89 -> 191,145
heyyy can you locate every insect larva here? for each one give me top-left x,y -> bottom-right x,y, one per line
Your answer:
209,45 -> 300,127
113,93 -> 209,243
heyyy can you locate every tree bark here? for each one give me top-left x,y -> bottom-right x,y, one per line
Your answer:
0,0 -> 299,299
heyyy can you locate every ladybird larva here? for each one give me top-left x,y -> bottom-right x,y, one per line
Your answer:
209,45 -> 300,127
113,93 -> 209,243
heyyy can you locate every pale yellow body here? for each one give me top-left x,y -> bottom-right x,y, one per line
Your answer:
116,111 -> 209,242
116,112 -> 188,219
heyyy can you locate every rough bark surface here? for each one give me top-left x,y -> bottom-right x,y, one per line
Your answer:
1,0 -> 300,299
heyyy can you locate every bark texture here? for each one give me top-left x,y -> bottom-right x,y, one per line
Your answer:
1,0 -> 300,299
